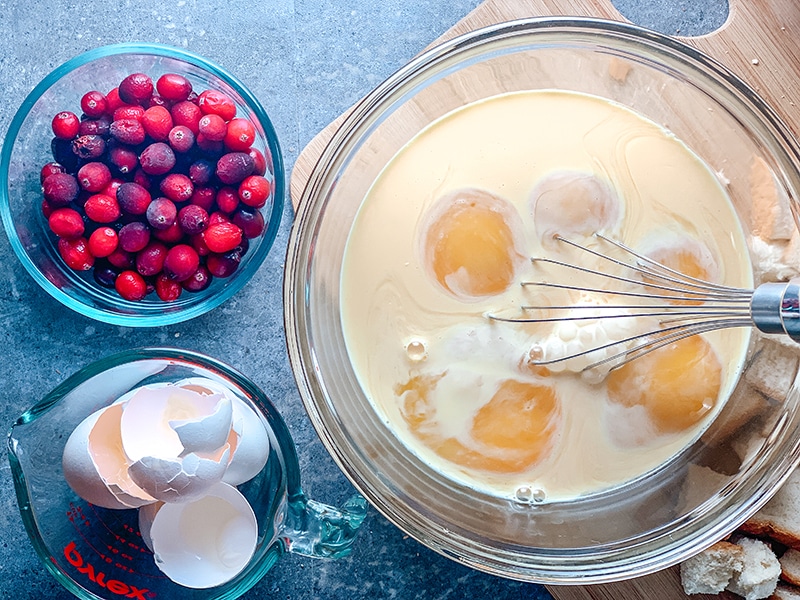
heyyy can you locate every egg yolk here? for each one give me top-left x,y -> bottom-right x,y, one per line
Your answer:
396,374 -> 560,473
606,335 -> 722,434
422,189 -> 523,299
643,241 -> 717,305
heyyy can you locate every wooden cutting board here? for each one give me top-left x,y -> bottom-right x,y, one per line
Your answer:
288,1 -> 800,598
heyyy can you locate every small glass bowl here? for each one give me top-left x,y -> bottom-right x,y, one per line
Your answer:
285,18 -> 800,583
0,43 -> 284,326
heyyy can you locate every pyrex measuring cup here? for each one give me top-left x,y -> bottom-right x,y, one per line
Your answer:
7,348 -> 367,600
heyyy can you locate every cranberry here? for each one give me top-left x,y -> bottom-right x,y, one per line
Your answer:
188,159 -> 213,185
160,173 -> 193,203
88,227 -> 118,257
181,265 -> 212,292
58,237 -> 94,270
216,152 -> 254,185
198,113 -> 227,141
206,250 -> 241,278
146,197 -> 177,230
110,119 -> 146,145
108,144 -> 139,174
190,232 -> 211,256
248,147 -> 267,176
118,73 -> 154,105
42,172 -> 79,206
51,138 -> 80,171
178,204 -> 209,235
48,208 -> 85,239
77,162 -> 112,192
197,90 -> 237,121
171,101 -> 202,135
208,211 -> 231,226
104,87 -> 125,114
84,194 -> 121,223
152,220 -> 185,244
196,133 -> 224,155
119,221 -> 151,253
233,207 -> 266,238
41,199 -> 54,219
141,105 -> 173,141
78,115 -> 112,137
52,111 -> 80,139
135,241 -> 168,276
40,162 -> 66,183
115,270 -> 147,301
156,73 -> 192,102
81,91 -> 108,118
163,244 -> 200,281
103,178 -> 124,198
215,186 -> 239,213
107,247 -> 135,269
238,175 -> 270,208
155,273 -> 182,301
93,264 -> 118,288
132,167 -> 152,190
139,142 -> 176,175
190,186 -> 215,211
72,134 -> 106,160
203,222 -> 243,253
224,118 -> 256,151
113,105 -> 145,122
116,182 -> 152,215
167,125 -> 195,153
146,94 -> 170,109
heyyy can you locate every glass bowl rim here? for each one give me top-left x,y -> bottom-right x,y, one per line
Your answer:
0,42 -> 285,327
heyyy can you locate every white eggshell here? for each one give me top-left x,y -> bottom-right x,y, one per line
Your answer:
150,482 -> 258,589
222,398 -> 270,486
128,444 -> 231,503
62,404 -> 155,509
172,393 -> 232,454
138,501 -> 164,553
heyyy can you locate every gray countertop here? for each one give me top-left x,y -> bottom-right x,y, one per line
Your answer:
0,1 -> 727,598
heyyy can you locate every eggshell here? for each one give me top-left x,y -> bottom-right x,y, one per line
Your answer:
62,404 -> 155,509
138,501 -> 164,552
222,398 -> 270,486
150,482 -> 258,588
128,443 -> 231,503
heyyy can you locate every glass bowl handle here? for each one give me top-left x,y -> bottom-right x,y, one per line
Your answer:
281,492 -> 367,558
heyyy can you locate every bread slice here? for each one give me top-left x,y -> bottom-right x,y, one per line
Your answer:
771,582 -> 800,599
740,469 -> 800,549
680,540 -> 744,594
745,339 -> 800,403
781,549 -> 800,586
726,536 -> 781,600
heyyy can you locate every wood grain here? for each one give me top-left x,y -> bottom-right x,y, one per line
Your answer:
287,1 -> 800,598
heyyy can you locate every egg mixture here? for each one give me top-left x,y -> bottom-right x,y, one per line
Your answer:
340,90 -> 753,501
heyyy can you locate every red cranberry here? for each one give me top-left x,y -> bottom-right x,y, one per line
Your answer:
206,250 -> 241,278
203,222 -> 243,253
107,247 -> 135,269
141,106 -> 173,141
118,73 -> 154,105
224,118 -> 256,151
190,186 -> 215,211
42,172 -> 79,206
48,208 -> 85,239
156,73 -> 192,102
208,211 -> 231,226
215,187 -> 239,213
155,273 -> 182,301
216,152 -> 255,185
52,111 -> 80,139
167,125 -> 195,153
232,208 -> 266,238
116,182 -> 152,215
80,91 -> 108,118
72,135 -> 106,160
163,244 -> 200,281
78,114 -> 112,137
40,162 -> 66,183
103,178 -> 124,198
139,142 -> 176,175
132,167 -> 152,190
146,197 -> 177,230
88,227 -> 118,257
181,265 -> 212,292
178,204 -> 209,235
190,232 -> 210,256
108,145 -> 139,174
171,101 -> 202,135
152,220 -> 185,244
77,162 -> 112,192
198,90 -> 237,121
113,105 -> 145,122
196,133 -> 224,155
118,221 -> 151,253
104,87 -> 125,114
160,173 -> 193,203
110,119 -> 146,145
115,270 -> 147,301
135,241 -> 168,276
58,237 -> 94,270
188,159 -> 213,185
238,175 -> 270,208
84,194 -> 121,223
248,147 -> 267,176
198,113 -> 227,141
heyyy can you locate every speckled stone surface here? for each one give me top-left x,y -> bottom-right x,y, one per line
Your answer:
0,1 -> 728,599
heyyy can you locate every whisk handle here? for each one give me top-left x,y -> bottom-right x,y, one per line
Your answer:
751,280 -> 800,342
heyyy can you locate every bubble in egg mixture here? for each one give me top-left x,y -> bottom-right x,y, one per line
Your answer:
405,339 -> 428,362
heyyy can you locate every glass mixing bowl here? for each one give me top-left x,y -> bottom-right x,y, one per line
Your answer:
284,18 -> 800,583
0,43 -> 284,326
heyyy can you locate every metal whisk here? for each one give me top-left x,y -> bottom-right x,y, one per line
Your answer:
488,233 -> 800,372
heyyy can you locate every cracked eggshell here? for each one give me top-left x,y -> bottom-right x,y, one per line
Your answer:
62,404 -> 155,510
223,398 -> 270,486
150,482 -> 258,589
138,501 -> 164,553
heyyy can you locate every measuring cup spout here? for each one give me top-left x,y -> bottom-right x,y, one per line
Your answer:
281,492 -> 367,559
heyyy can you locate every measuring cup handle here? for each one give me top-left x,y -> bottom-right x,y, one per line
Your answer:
281,492 -> 368,559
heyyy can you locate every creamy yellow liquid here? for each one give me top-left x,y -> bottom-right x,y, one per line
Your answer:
340,90 -> 753,501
